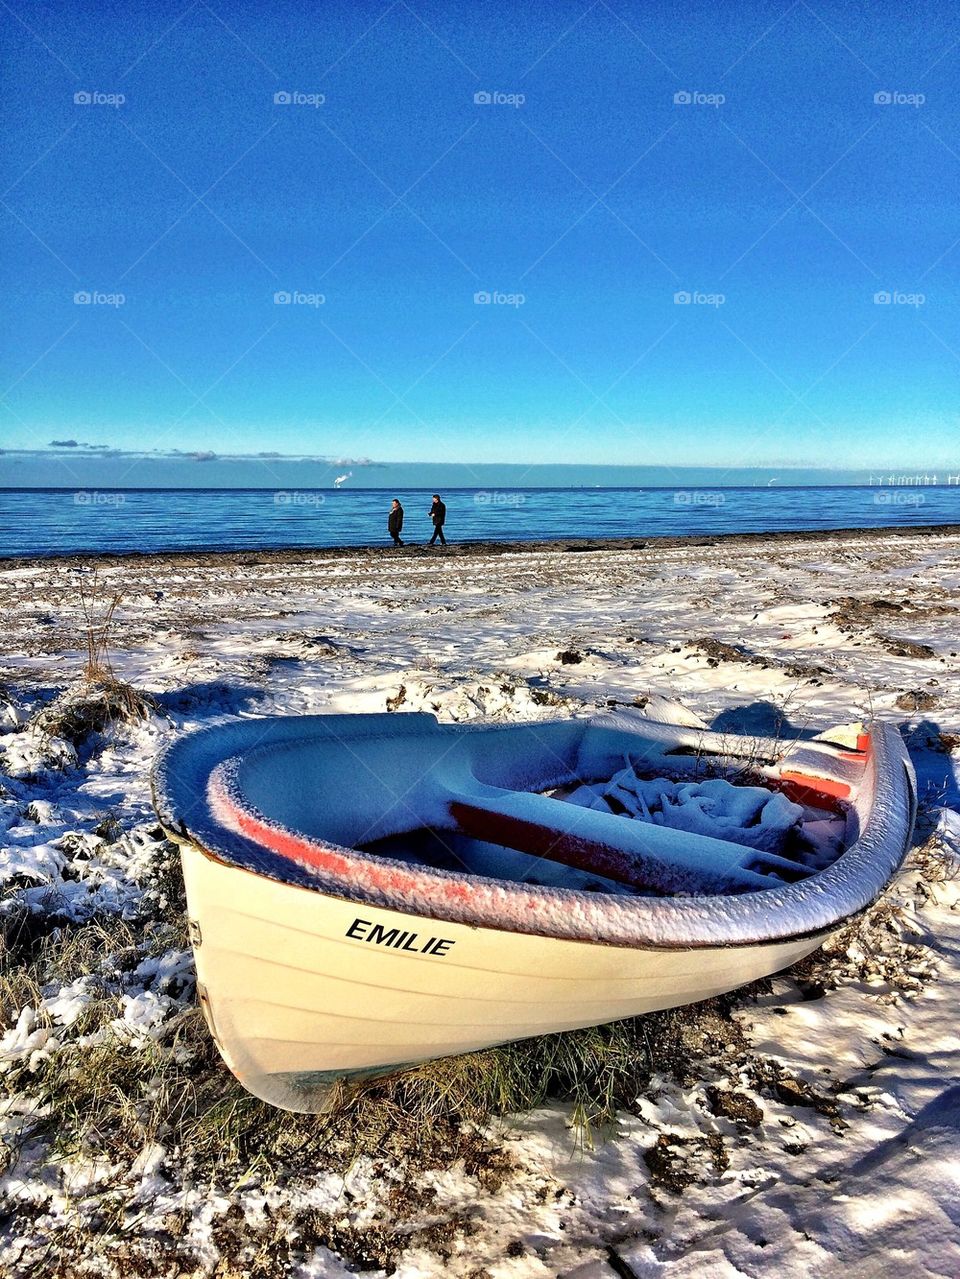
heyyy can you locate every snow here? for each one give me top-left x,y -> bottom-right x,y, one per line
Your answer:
0,731 -> 77,779
565,772 -> 806,854
1,528 -> 959,1276
44,977 -> 98,1028
0,1008 -> 55,1075
0,840 -> 66,886
615,849 -> 960,1277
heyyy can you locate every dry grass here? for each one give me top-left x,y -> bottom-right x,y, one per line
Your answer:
30,573 -> 156,745
787,828 -> 955,999
912,826 -> 960,885
78,570 -> 121,683
34,680 -> 156,746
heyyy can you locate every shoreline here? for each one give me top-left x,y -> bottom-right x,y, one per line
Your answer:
4,520 -> 960,570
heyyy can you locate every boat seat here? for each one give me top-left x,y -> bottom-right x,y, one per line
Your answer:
443,776 -> 811,894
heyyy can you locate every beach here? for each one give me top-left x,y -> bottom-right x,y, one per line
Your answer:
2,524 -> 959,1277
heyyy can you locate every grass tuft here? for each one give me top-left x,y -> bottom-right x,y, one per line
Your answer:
34,678 -> 156,746
28,570 -> 156,747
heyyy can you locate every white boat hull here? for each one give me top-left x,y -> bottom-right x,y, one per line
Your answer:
181,841 -> 826,1112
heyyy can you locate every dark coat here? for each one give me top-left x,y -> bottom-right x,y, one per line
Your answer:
429,499 -> 446,527
388,504 -> 404,534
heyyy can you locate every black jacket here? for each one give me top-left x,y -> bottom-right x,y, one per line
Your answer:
388,504 -> 404,534
429,499 -> 446,527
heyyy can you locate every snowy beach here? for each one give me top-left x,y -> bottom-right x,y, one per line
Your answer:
1,525 -> 959,1277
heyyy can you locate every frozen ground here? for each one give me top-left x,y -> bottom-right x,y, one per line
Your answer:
1,527 -> 959,1277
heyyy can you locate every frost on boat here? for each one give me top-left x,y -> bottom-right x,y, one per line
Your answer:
152,709 -> 916,1113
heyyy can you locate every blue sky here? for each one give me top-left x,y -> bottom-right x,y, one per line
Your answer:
1,0 -> 958,487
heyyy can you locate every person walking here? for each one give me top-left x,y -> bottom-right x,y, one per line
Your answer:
387,498 -> 404,546
428,493 -> 447,546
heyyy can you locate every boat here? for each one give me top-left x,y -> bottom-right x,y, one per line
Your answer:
151,709 -> 916,1113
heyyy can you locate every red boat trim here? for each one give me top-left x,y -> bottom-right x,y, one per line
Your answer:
780,771 -> 852,800
775,771 -> 852,814
209,768 -> 495,910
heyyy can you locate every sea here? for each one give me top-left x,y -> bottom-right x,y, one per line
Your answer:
1,486 -> 958,559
